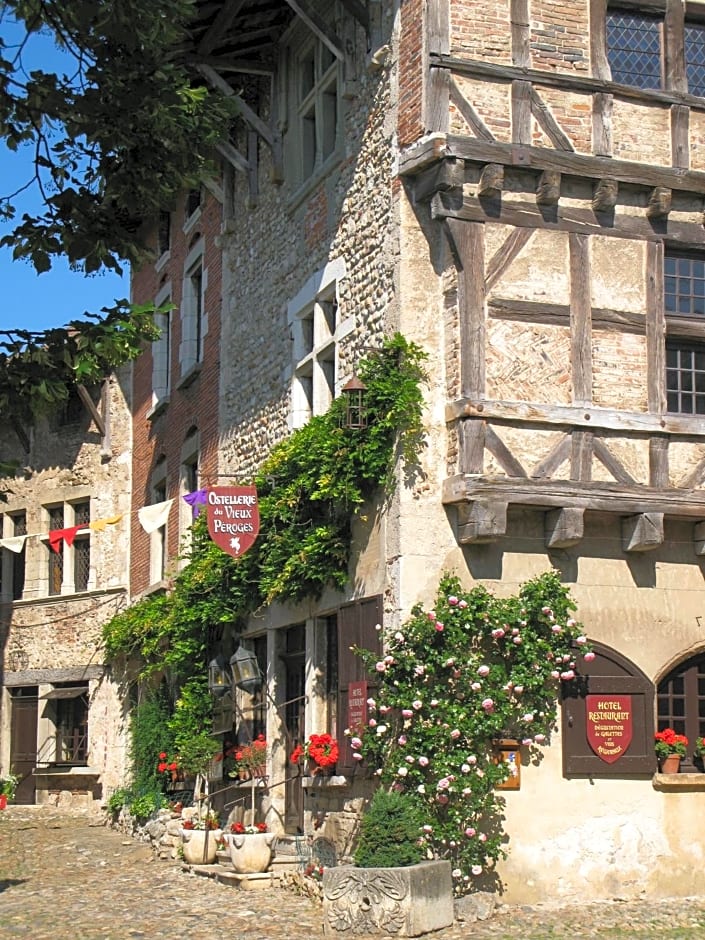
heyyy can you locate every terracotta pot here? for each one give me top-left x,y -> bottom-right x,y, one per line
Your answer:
228,831 -> 277,873
181,828 -> 222,865
659,754 -> 682,774
308,761 -> 335,777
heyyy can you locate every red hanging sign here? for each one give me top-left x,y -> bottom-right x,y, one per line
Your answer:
348,681 -> 368,735
585,694 -> 633,764
206,486 -> 260,557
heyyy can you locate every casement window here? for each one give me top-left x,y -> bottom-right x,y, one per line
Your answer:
150,467 -> 168,585
664,251 -> 705,415
41,684 -> 89,765
337,596 -> 383,772
45,501 -> 91,596
1,510 -> 27,601
285,8 -> 342,189
657,653 -> 705,771
184,188 -> 202,224
180,239 -> 207,378
287,257 -> 353,428
178,429 -> 200,556
606,6 -> 705,96
151,281 -> 172,407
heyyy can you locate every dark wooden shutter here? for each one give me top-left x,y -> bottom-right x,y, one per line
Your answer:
562,642 -> 655,776
337,595 -> 382,772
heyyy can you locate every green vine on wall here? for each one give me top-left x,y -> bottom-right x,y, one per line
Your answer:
354,571 -> 594,895
103,333 -> 428,683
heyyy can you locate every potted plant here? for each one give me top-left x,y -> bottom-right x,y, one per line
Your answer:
654,728 -> 688,773
180,809 -> 222,865
694,736 -> 705,771
227,820 -> 277,874
0,772 -> 19,809
228,734 -> 268,781
290,733 -> 339,776
323,788 -> 454,936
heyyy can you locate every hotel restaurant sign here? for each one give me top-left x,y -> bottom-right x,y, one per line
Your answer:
206,486 -> 260,558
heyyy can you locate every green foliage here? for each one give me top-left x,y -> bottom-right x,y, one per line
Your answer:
128,688 -> 174,795
0,1 -> 231,275
103,334 -> 428,679
129,790 -> 165,821
354,571 -> 593,894
0,773 -> 19,800
167,678 -> 220,777
106,787 -> 130,816
354,789 -> 425,869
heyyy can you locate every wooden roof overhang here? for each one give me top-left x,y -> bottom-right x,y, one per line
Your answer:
179,0 -> 371,186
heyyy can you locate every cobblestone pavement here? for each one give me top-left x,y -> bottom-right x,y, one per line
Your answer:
2,806 -> 705,939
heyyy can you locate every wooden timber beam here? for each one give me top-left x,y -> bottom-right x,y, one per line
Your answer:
646,186 -> 673,219
536,170 -> 561,206
401,135 -> 705,194
592,178 -> 619,212
76,383 -> 105,437
446,397 -> 705,437
443,475 -> 705,519
477,163 -> 504,198
545,507 -> 584,548
216,141 -> 249,175
197,0 -> 248,56
198,65 -> 274,146
456,500 -> 508,544
621,512 -> 664,551
430,190 -> 705,248
282,0 -> 345,60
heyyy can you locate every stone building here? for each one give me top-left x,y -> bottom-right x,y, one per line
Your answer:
186,0 -> 705,903
0,371 -> 133,806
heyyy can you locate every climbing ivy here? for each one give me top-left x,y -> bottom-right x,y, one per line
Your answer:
103,332 -> 427,680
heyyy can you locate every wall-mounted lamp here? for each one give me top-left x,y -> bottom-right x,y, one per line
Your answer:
341,374 -> 368,430
229,645 -> 263,694
208,654 -> 231,698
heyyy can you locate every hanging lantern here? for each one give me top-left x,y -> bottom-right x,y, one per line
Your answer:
341,374 -> 368,429
208,654 -> 231,698
230,645 -> 263,694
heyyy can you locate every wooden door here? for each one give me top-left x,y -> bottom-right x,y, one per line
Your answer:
10,689 -> 38,804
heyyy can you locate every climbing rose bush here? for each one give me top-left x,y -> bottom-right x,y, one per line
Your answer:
354,571 -> 592,894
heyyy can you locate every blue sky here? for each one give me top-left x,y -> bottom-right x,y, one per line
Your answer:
0,18 -> 129,335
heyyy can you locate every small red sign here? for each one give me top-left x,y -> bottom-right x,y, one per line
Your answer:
586,694 -> 633,764
348,681 -> 368,735
206,486 -> 260,557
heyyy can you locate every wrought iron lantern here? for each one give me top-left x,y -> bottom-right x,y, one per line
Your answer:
229,645 -> 263,694
208,654 -> 231,698
341,373 -> 368,429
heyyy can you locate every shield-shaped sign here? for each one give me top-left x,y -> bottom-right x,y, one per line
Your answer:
585,694 -> 633,764
206,486 -> 260,558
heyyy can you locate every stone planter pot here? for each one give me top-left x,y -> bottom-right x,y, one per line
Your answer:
228,831 -> 277,873
322,860 -> 454,937
181,828 -> 222,865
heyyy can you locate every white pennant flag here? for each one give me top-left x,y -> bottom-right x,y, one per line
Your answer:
0,535 -> 27,553
138,499 -> 174,534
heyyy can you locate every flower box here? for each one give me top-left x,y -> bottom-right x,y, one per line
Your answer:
322,860 -> 454,937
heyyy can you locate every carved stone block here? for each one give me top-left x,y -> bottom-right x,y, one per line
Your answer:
456,500 -> 508,544
323,860 -> 454,936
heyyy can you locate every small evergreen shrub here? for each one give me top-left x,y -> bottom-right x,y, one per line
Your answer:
354,789 -> 425,869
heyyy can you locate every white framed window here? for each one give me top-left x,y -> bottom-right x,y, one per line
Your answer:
151,280 -> 172,408
285,7 -> 343,190
179,428 -> 200,561
43,499 -> 92,597
180,238 -> 207,379
150,460 -> 168,585
287,257 -> 353,428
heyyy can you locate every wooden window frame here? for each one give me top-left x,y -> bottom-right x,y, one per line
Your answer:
657,653 -> 705,771
664,249 -> 705,415
599,1 -> 705,96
